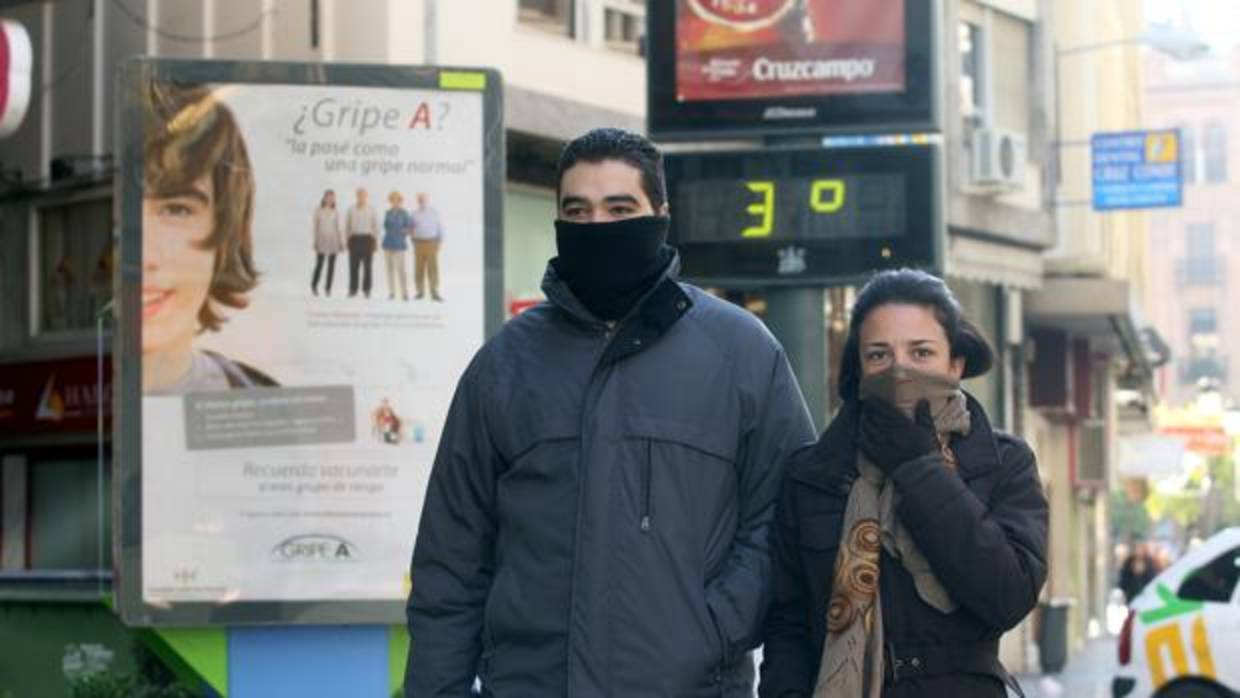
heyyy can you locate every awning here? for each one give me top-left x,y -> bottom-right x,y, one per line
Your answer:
944,234 -> 1044,290
506,86 -> 643,143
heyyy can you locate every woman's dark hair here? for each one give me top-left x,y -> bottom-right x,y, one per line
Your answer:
837,269 -> 994,401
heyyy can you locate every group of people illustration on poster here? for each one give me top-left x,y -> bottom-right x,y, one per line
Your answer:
311,188 -> 446,302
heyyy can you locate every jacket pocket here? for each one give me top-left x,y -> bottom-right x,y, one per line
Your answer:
798,512 -> 844,551
797,511 -> 846,599
610,426 -> 738,693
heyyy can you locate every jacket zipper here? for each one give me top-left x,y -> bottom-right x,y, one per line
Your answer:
563,324 -> 617,694
640,440 -> 653,533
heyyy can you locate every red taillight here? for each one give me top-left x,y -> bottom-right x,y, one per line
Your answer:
1118,609 -> 1135,665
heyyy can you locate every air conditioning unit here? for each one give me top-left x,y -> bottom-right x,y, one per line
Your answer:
1074,419 -> 1108,489
970,127 -> 1027,190
1027,330 -> 1093,422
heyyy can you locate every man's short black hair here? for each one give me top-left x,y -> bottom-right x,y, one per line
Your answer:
556,127 -> 667,211
837,268 -> 994,401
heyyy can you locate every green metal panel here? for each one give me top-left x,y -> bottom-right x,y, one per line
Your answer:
388,625 -> 410,698
0,600 -> 138,698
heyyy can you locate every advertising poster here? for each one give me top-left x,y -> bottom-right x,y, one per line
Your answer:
676,0 -> 906,102
116,60 -> 502,625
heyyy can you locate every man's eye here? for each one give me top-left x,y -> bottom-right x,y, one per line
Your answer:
160,202 -> 194,217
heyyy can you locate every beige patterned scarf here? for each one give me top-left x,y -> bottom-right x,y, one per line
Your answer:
813,366 -> 971,698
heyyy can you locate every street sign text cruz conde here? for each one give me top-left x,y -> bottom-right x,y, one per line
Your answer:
1091,129 -> 1182,211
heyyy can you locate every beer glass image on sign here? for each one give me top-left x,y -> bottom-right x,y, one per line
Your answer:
141,81 -> 279,395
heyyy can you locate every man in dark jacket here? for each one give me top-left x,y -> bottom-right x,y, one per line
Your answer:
405,128 -> 816,697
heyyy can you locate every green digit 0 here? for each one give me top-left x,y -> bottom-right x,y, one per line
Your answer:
742,181 -> 775,238
811,179 -> 846,213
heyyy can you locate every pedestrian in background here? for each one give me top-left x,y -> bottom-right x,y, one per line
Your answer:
405,127 -> 816,697
761,269 -> 1048,698
1118,543 -> 1157,604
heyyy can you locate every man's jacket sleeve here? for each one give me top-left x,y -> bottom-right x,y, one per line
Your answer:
705,347 -> 816,666
757,470 -> 816,697
405,361 -> 502,697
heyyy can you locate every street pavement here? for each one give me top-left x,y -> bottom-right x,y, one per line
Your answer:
1013,636 -> 1119,698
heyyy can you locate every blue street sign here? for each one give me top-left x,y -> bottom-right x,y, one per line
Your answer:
1091,129 -> 1183,211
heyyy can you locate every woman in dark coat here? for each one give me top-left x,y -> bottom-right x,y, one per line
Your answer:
760,270 -> 1048,698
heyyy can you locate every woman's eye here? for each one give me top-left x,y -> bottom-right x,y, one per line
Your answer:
914,348 -> 933,359
866,351 -> 887,362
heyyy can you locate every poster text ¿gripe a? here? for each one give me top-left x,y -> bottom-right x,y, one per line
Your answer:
286,96 -> 475,176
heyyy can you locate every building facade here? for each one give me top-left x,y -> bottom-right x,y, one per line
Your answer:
1144,47 -> 1240,407
1024,0 -> 1164,656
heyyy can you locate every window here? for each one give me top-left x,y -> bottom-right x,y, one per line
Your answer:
959,22 -> 985,125
1204,122 -> 1228,183
1180,124 -> 1197,185
1187,223 -> 1215,259
603,0 -> 644,54
1179,224 -> 1222,287
28,458 -> 112,571
1178,546 -> 1240,603
34,197 -> 113,335
1179,354 -> 1228,386
518,0 -> 573,37
1189,307 -> 1218,335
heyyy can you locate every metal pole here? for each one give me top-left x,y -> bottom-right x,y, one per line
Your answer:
764,287 -> 827,433
424,0 -> 437,64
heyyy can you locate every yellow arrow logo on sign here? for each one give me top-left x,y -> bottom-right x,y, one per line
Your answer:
1146,132 -> 1179,164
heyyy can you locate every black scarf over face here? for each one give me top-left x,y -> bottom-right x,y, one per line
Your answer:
552,215 -> 673,322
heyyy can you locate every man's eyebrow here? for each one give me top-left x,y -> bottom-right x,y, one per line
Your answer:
559,195 -> 590,209
602,194 -> 640,206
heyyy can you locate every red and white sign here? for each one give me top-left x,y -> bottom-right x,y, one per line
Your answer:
0,19 -> 32,139
0,356 -> 112,435
676,0 -> 906,102
1159,424 -> 1230,457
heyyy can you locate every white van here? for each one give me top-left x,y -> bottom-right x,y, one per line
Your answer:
1112,527 -> 1240,698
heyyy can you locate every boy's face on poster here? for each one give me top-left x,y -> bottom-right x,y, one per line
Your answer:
141,172 -> 217,356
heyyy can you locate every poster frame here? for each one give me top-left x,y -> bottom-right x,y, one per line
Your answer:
113,58 -> 504,627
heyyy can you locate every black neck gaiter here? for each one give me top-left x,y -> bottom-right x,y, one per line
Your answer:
552,215 -> 673,322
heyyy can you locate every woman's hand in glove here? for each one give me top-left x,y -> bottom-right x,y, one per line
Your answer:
858,398 -> 938,475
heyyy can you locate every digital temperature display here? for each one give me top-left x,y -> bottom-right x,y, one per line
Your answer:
665,144 -> 941,285
675,173 -> 907,242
